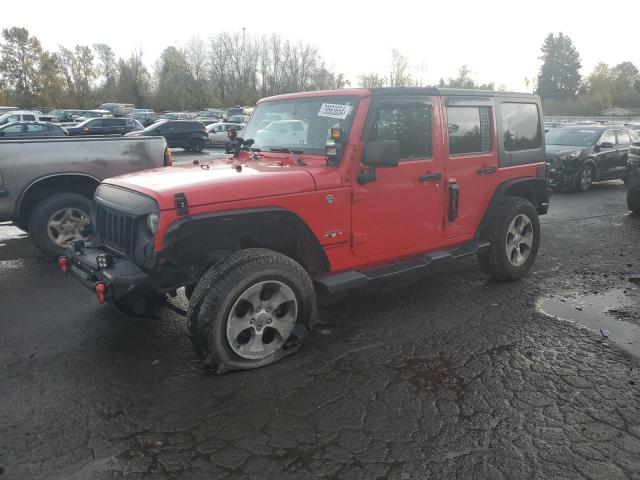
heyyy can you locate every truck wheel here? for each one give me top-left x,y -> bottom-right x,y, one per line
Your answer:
187,249 -> 316,373
573,164 -> 594,192
191,138 -> 204,153
628,188 -> 640,213
28,193 -> 92,257
477,197 -> 540,281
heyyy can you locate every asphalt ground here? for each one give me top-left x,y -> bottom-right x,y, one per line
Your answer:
1,179 -> 640,479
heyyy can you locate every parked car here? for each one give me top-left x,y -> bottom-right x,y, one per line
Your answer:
545,126 -> 637,192
225,106 -> 245,120
0,106 -> 19,113
0,121 -> 67,137
0,136 -> 171,255
98,103 -> 135,117
0,110 -> 40,125
627,141 -> 640,213
47,109 -> 76,123
159,112 -> 192,121
130,111 -> 158,127
62,87 -> 549,372
126,120 -> 208,152
207,122 -> 243,146
66,117 -> 143,136
196,110 -> 224,125
76,110 -> 112,121
227,114 -> 249,124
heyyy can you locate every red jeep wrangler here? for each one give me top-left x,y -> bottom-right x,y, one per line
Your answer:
60,88 -> 549,373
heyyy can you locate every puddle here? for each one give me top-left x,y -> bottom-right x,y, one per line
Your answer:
537,288 -> 640,356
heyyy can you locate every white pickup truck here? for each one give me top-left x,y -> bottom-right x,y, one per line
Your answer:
0,136 -> 170,256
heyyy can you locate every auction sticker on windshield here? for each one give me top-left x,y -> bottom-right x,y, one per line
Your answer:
318,103 -> 352,120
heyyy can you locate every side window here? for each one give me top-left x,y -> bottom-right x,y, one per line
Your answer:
616,130 -> 630,146
90,119 -> 104,128
26,124 -> 46,132
600,130 -> 616,146
447,106 -> 493,155
4,124 -> 23,134
501,103 -> 542,151
369,102 -> 432,160
22,114 -> 35,121
7,115 -> 19,123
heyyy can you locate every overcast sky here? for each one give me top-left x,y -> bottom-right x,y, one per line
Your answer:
2,0 -> 638,92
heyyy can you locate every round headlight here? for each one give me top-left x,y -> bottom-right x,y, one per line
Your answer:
147,213 -> 159,234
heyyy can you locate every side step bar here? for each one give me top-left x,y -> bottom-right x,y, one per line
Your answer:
315,241 -> 490,295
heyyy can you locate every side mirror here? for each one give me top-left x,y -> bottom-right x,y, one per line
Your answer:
363,139 -> 400,168
599,141 -> 614,149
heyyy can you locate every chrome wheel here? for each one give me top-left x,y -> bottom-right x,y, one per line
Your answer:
580,166 -> 593,191
47,207 -> 90,247
505,213 -> 533,267
226,280 -> 298,360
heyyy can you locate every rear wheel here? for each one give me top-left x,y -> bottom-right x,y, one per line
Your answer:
628,187 -> 640,213
28,193 -> 92,257
187,249 -> 316,373
477,197 -> 540,281
191,137 -> 205,153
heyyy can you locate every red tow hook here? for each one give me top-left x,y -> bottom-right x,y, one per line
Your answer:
58,256 -> 69,274
95,283 -> 107,304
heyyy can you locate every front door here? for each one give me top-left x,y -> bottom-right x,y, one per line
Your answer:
443,100 -> 499,239
351,97 -> 445,258
595,129 -> 618,176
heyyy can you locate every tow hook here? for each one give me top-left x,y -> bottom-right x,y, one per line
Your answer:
58,256 -> 69,274
95,283 -> 107,304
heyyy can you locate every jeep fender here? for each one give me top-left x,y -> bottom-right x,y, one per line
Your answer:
474,177 -> 549,240
161,207 -> 330,276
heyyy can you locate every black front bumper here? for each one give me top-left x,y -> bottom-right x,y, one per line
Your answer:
64,247 -> 153,305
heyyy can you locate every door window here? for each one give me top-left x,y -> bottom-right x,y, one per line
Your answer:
26,124 -> 46,133
599,130 -> 616,146
447,106 -> 493,155
501,103 -> 542,151
22,114 -> 35,121
369,103 -> 432,160
616,130 -> 630,146
3,124 -> 23,134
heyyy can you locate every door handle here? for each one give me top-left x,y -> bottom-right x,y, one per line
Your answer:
419,173 -> 442,183
477,167 -> 497,175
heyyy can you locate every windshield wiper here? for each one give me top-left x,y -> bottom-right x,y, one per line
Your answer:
269,148 -> 306,166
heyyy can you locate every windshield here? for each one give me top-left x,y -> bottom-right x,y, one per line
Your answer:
161,113 -> 179,120
143,120 -> 167,132
545,128 -> 600,146
241,96 -> 360,154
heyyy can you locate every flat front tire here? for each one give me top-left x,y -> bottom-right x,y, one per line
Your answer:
187,249 -> 316,373
477,197 -> 540,281
574,164 -> 594,192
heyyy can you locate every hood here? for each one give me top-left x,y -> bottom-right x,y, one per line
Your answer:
104,158 -> 317,210
545,144 -> 587,158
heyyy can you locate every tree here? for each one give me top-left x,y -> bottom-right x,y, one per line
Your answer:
358,72 -> 387,88
438,65 -> 497,90
389,49 -> 412,87
59,45 -> 96,108
536,33 -> 582,100
38,51 -> 65,107
118,50 -> 151,106
0,27 -> 43,107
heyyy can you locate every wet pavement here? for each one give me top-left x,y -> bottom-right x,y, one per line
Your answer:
2,181 -> 640,479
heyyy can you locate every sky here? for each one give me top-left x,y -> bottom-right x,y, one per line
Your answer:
2,0 -> 639,92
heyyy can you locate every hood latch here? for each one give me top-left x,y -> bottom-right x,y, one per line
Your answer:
174,192 -> 188,216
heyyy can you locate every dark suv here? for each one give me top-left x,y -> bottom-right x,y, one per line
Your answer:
627,141 -> 640,212
128,120 -> 208,152
546,126 -> 637,191
66,117 -> 143,136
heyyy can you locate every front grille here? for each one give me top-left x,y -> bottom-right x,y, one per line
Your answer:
95,204 -> 134,255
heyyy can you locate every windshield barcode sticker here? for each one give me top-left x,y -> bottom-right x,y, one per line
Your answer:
318,103 -> 352,119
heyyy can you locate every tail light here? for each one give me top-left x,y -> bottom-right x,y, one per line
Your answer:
95,283 -> 107,304
164,147 -> 173,166
537,162 -> 549,180
58,256 -> 69,274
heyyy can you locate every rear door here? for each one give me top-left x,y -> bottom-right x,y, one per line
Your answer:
443,98 -> 498,239
596,129 -> 618,175
351,96 -> 445,258
614,130 -> 632,175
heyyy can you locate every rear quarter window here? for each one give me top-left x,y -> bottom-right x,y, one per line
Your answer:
501,103 -> 542,151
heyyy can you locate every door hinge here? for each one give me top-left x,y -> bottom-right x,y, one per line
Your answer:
352,188 -> 367,203
351,233 -> 368,246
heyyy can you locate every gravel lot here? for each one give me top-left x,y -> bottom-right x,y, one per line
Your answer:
1,179 -> 640,479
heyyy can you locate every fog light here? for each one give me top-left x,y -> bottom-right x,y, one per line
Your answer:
96,253 -> 113,269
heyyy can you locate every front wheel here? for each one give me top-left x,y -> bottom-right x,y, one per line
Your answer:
191,138 -> 205,153
477,197 -> 540,281
28,193 -> 92,257
187,249 -> 316,373
573,164 -> 594,192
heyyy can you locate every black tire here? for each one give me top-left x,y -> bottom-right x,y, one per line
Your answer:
477,197 -> 540,281
187,249 -> 316,373
573,164 -> 595,192
28,193 -> 92,257
191,137 -> 205,153
627,188 -> 640,213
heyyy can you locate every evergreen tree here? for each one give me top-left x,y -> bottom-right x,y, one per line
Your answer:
536,33 -> 582,100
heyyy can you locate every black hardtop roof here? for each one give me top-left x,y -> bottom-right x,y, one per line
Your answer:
369,87 -> 539,99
